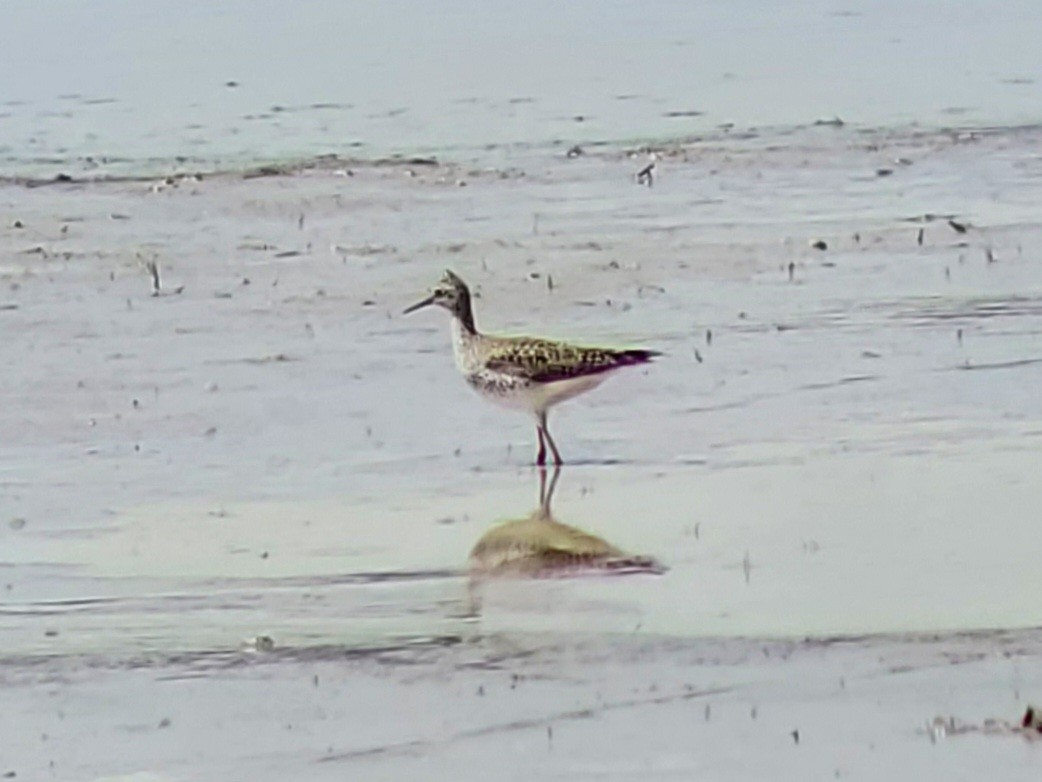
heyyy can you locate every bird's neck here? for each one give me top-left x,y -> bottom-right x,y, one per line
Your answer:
449,290 -> 481,373
454,289 -> 477,335
450,315 -> 481,373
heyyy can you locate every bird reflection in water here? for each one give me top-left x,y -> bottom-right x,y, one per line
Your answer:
468,467 -> 665,578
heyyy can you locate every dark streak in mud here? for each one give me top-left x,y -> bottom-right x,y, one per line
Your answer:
953,357 -> 1042,371
0,634 -> 467,674
319,685 -> 732,763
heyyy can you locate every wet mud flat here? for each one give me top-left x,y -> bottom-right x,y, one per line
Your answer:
5,630 -> 1042,780
4,123 -> 1042,778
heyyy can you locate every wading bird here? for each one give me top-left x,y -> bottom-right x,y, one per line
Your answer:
404,270 -> 660,465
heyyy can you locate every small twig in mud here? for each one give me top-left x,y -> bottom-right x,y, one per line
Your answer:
636,162 -> 655,187
140,254 -> 161,296
948,218 -> 968,234
1022,705 -> 1042,732
138,254 -> 184,296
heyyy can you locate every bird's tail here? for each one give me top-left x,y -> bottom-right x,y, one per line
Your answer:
615,349 -> 662,366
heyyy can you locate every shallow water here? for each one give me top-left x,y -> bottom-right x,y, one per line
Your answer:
3,0 -> 1042,177
6,439 -> 1042,664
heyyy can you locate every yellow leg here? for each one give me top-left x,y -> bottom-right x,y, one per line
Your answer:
535,427 -> 547,466
538,410 -> 564,466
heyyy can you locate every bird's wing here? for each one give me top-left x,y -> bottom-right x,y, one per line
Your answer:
483,338 -> 658,383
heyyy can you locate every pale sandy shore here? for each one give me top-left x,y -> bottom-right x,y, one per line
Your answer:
3,124 -> 1042,779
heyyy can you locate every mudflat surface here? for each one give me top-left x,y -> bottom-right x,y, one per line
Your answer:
3,124 -> 1042,779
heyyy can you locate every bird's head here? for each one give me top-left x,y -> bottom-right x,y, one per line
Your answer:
403,269 -> 472,320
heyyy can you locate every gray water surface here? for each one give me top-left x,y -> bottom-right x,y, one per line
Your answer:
3,0 -> 1042,176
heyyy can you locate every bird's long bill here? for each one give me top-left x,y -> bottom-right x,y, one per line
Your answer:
402,294 -> 435,315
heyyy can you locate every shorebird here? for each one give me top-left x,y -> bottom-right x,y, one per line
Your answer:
403,270 -> 660,465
